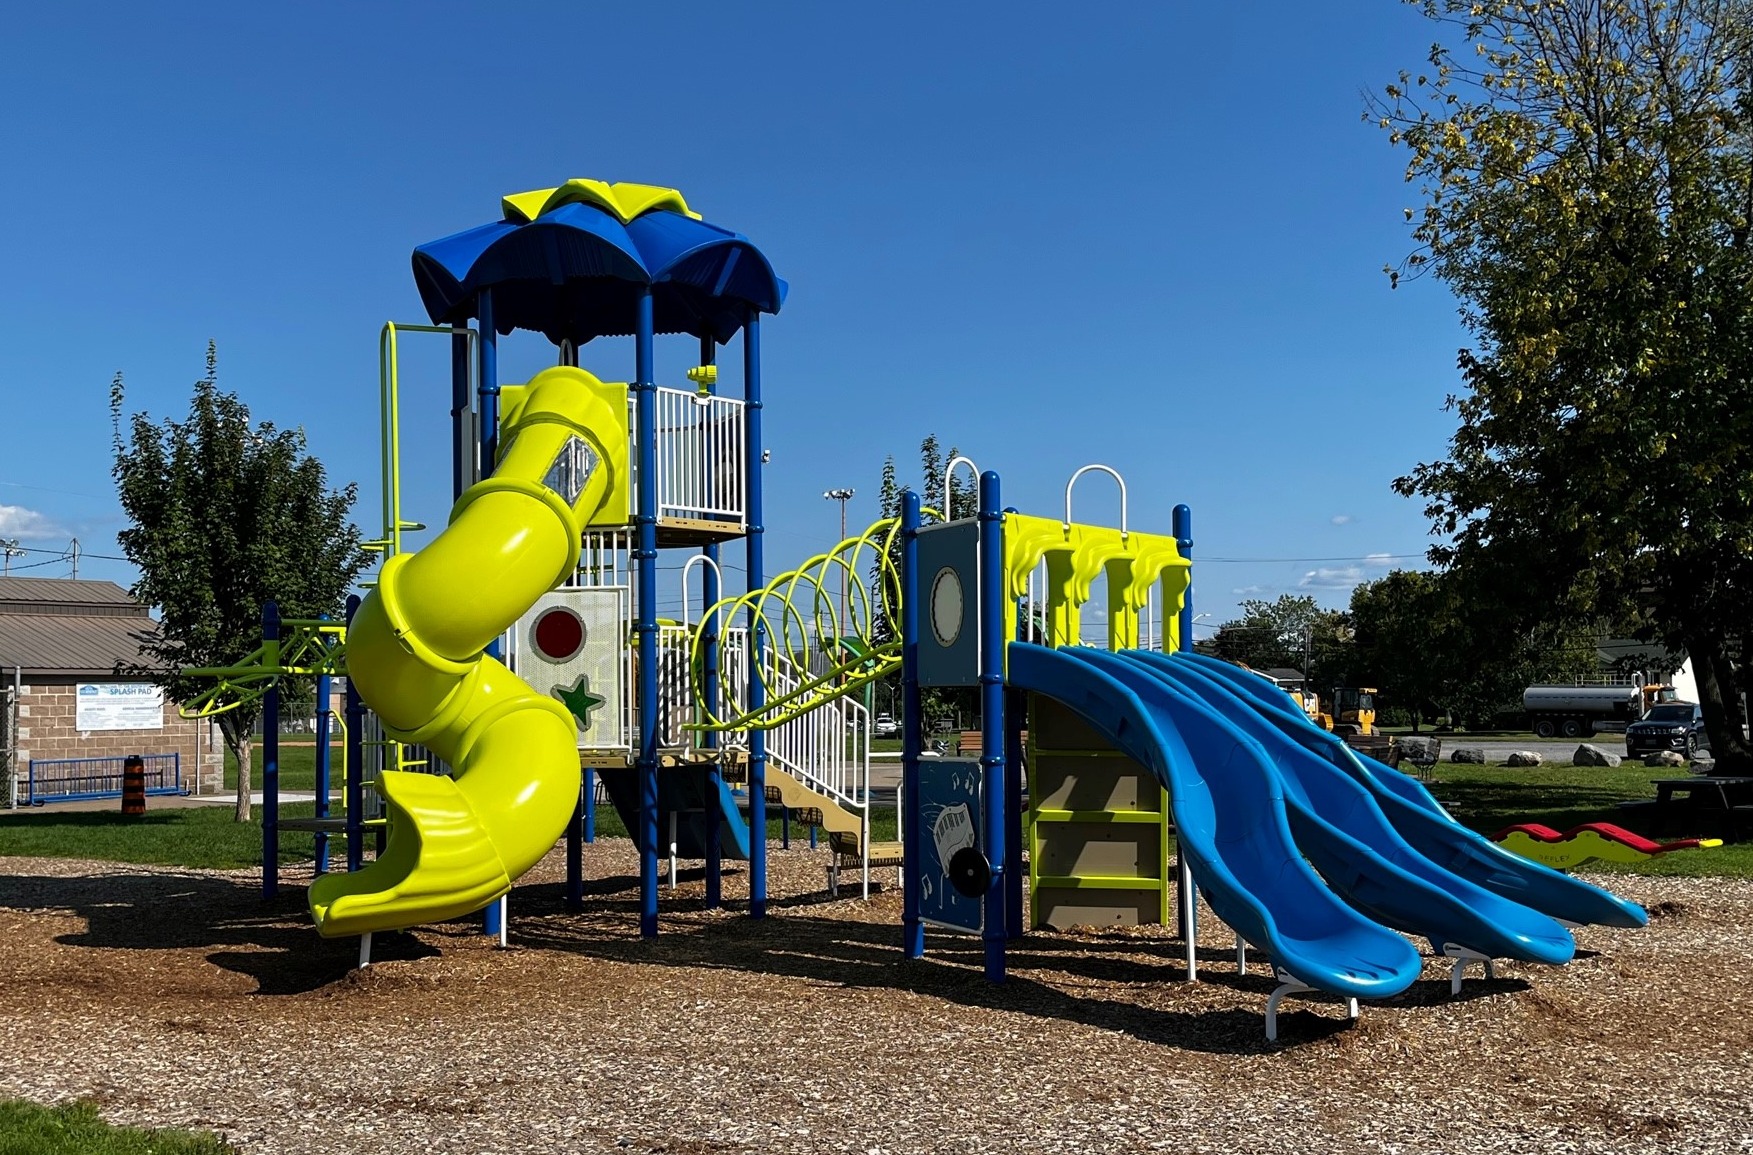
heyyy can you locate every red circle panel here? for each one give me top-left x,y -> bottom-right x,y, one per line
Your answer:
532,607 -> 585,662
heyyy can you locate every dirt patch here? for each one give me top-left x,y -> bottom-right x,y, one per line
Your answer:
0,849 -> 1746,1154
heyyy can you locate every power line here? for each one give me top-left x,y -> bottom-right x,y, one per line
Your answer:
1200,552 -> 1430,564
4,541 -> 128,563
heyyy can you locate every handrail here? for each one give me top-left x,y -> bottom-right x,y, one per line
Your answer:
1064,463 -> 1128,539
377,322 -> 476,560
686,513 -> 915,732
943,456 -> 980,520
678,553 -> 726,629
179,620 -> 348,719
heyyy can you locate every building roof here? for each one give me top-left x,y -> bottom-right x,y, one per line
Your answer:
0,577 -> 141,611
0,577 -> 158,678
1261,667 -> 1307,686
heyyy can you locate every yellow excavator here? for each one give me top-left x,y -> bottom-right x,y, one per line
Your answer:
1294,686 -> 1399,765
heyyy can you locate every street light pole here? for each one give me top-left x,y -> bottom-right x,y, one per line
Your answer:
823,488 -> 854,638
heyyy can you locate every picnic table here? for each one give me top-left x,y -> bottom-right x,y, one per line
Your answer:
1649,776 -> 1753,841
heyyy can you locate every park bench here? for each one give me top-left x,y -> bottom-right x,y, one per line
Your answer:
826,828 -> 905,896
1400,737 -> 1442,783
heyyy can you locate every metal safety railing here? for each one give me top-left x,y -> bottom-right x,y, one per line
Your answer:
656,621 -> 870,812
762,649 -> 873,810
26,753 -> 183,805
635,387 -> 747,526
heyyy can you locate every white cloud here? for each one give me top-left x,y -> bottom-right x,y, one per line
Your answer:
1364,552 -> 1395,568
1330,514 -> 1354,526
0,504 -> 63,541
1299,565 -> 1366,590
1231,584 -> 1270,596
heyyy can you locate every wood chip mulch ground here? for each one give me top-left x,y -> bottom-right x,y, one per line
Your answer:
0,842 -> 1748,1154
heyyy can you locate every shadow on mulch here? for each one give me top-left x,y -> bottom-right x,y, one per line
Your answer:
0,866 -> 1535,1053
0,868 -> 441,996
505,900 -> 1365,1055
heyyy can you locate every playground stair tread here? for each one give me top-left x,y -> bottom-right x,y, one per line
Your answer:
753,763 -> 870,851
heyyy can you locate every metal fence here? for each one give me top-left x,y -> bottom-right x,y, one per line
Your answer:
26,753 -> 183,805
1,681 -> 15,809
644,387 -> 747,525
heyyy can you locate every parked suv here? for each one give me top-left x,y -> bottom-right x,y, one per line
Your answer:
1625,702 -> 1708,759
873,714 -> 899,738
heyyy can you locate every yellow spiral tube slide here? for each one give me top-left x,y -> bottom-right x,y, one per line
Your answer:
308,366 -> 628,938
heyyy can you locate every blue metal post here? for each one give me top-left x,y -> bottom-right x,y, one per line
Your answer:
313,623 -> 332,875
699,332 -> 724,910
476,291 -> 500,469
744,311 -> 768,918
900,490 -> 924,958
565,791 -> 584,912
1004,686 -> 1025,939
477,289 -> 508,942
262,600 -> 280,900
636,287 -> 661,937
703,540 -> 723,909
343,595 -> 364,872
1171,501 -> 1196,942
977,472 -> 1007,980
583,768 -> 596,841
1173,504 -> 1193,653
451,324 -> 472,501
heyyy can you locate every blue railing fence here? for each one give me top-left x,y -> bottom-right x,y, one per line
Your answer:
27,753 -> 183,805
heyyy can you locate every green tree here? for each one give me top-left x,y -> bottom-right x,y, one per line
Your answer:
111,343 -> 370,820
1374,0 -> 1753,766
1348,570 -> 1452,729
1346,567 -> 1601,729
1204,595 -> 1355,693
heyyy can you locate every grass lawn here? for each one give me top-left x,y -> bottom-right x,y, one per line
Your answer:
0,1100 -> 233,1154
1426,761 -> 1753,878
3,744 -> 1741,879
222,743 -> 341,793
0,803 -> 317,872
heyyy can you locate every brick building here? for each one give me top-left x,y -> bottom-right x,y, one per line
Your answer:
0,577 -> 222,804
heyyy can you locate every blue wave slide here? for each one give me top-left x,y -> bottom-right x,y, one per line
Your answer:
1006,644 -> 1648,1001
1172,651 -> 1645,930
1006,643 -> 1422,999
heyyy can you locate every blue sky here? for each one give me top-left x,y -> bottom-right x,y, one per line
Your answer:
0,2 -> 1468,633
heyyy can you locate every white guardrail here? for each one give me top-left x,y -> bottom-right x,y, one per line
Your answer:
656,624 -> 871,814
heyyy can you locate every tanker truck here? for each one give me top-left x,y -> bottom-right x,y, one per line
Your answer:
1522,681 -> 1678,738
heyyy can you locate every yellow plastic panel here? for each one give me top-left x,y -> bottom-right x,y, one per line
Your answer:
501,179 -> 701,224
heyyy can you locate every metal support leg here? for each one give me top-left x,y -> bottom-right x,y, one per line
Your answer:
668,811 -> 678,890
1236,933 -> 1247,976
1443,943 -> 1497,995
1265,968 -> 1361,1043
1179,854 -> 1198,982
358,932 -> 373,970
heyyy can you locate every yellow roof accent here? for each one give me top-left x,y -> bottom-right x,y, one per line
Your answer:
501,179 -> 701,224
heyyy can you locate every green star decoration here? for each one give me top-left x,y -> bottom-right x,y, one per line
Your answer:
552,676 -> 605,729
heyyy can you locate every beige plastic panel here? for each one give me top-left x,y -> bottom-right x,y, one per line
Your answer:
1032,754 -> 1161,813
1030,698 -> 1113,750
1035,823 -> 1162,877
1036,889 -> 1163,930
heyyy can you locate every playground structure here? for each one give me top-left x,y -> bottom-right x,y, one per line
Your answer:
182,178 -> 1652,1039
1493,822 -> 1721,870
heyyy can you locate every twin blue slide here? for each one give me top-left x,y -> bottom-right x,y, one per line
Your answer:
1005,644 -> 1647,1001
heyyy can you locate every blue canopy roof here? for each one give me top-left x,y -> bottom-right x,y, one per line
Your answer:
411,190 -> 786,347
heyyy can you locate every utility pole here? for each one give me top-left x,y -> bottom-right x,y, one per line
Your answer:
823,488 -> 854,638
67,538 -> 79,580
1303,624 -> 1313,694
0,541 -> 19,577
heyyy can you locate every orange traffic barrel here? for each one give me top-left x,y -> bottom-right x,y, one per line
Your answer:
121,756 -> 146,816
